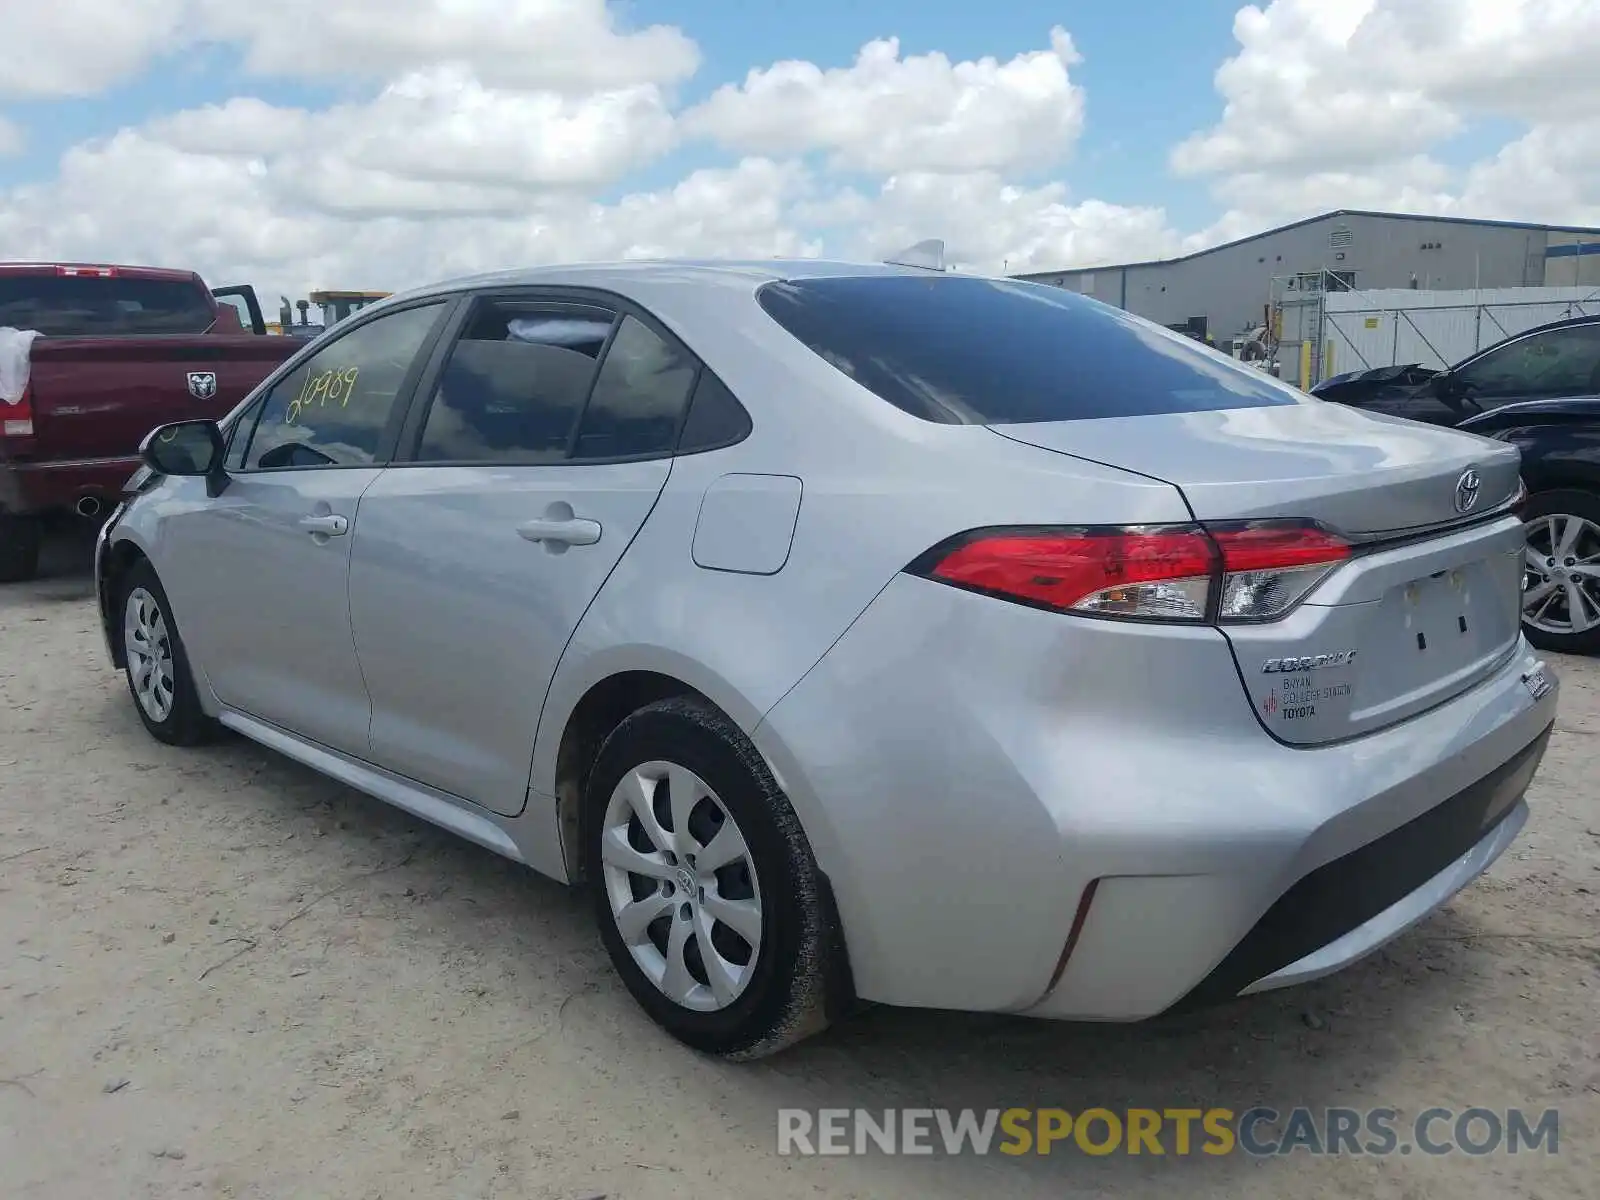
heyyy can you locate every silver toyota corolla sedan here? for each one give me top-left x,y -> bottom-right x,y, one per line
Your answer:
94,259 -> 1559,1059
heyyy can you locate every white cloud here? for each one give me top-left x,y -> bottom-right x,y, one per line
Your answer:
130,68 -> 681,222
855,173 -> 1182,273
0,13 -> 1176,296
683,28 -> 1085,175
195,0 -> 700,93
1174,0 -> 1600,236
0,126 -> 823,300
0,0 -> 697,99
9,0 -> 1600,307
0,1 -> 189,98
1458,125 -> 1600,228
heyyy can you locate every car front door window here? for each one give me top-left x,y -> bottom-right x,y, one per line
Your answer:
241,302 -> 447,470
1453,325 -> 1600,403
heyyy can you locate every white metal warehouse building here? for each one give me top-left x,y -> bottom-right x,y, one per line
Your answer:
1013,210 -> 1600,359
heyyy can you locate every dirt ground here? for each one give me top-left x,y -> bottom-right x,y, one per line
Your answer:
1,529 -> 1596,1200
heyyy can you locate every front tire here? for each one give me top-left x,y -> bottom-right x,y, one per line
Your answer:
1521,488 -> 1600,656
118,559 -> 219,745
585,696 -> 841,1059
0,512 -> 41,583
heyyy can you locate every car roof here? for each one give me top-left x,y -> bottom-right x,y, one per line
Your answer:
392,258 -> 974,306
1452,310 -> 1600,368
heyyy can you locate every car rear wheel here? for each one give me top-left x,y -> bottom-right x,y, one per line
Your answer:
0,512 -> 41,583
119,559 -> 219,745
1521,488 -> 1600,655
585,696 -> 841,1059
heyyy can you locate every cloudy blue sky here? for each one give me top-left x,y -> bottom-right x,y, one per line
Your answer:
1,1 -> 1597,297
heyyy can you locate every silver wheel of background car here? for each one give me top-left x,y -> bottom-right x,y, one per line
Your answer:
1523,513 -> 1600,637
124,586 -> 176,723
600,760 -> 764,1013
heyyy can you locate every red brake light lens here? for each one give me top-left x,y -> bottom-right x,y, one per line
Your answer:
911,521 -> 1351,625
918,526 -> 1217,622
1,383 -> 34,439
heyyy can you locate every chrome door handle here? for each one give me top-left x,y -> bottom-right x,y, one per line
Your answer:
299,514 -> 349,537
517,517 -> 601,546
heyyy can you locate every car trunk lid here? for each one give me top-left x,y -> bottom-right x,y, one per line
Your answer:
989,401 -> 1528,745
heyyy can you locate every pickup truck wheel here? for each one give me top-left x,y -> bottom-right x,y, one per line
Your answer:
1521,488 -> 1600,656
118,559 -> 219,745
0,512 -> 42,583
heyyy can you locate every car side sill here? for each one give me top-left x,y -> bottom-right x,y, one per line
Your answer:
218,710 -> 527,865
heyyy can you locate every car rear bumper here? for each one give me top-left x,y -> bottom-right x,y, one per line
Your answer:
0,456 -> 140,517
752,572 -> 1559,1018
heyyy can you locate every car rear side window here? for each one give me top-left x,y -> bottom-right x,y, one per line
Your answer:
756,275 -> 1301,424
677,369 -> 752,454
572,315 -> 698,460
416,302 -> 615,463
0,274 -> 216,336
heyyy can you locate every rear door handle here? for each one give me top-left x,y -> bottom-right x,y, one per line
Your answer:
299,514 -> 349,537
517,517 -> 601,546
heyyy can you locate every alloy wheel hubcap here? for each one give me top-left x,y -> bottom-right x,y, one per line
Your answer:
124,587 -> 176,722
1523,514 -> 1600,636
600,761 -> 763,1012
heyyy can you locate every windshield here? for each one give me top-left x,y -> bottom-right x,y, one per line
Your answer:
756,274 -> 1303,424
0,274 -> 215,336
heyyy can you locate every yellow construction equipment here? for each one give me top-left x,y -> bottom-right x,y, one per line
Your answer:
273,290 -> 393,337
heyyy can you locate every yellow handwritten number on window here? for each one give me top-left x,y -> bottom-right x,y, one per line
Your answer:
286,366 -> 361,425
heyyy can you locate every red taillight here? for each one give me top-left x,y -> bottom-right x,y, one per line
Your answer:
1,383 -> 34,439
55,264 -> 117,277
1210,524 -> 1351,572
910,521 -> 1351,624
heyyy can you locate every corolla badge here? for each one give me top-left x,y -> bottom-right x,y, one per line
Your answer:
187,371 -> 218,400
1261,650 -> 1357,673
1454,467 -> 1481,514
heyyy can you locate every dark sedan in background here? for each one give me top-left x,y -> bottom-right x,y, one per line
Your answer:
1314,314 -> 1600,655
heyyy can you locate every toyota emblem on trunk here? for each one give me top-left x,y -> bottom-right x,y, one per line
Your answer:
1454,468 -> 1481,514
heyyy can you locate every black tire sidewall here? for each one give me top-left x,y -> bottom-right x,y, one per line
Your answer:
117,560 -> 212,744
584,697 -> 826,1058
0,513 -> 42,583
1521,488 -> 1600,655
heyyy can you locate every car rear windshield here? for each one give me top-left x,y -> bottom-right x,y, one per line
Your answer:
756,274 -> 1301,424
0,274 -> 215,336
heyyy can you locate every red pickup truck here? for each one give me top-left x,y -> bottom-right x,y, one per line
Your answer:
0,262 -> 300,581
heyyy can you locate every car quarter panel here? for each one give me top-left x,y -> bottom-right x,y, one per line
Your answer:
526,274 -> 1199,846
751,572 -> 1557,1014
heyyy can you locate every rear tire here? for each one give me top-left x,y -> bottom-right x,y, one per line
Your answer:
585,696 -> 841,1059
117,559 -> 219,746
1520,488 -> 1600,656
0,512 -> 41,583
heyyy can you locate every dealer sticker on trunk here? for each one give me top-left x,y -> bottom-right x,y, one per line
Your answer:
1522,666 -> 1553,702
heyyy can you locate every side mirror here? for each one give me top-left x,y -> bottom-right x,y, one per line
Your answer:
140,420 -> 229,495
